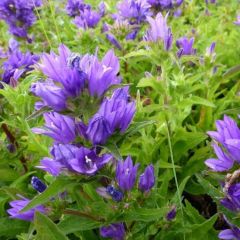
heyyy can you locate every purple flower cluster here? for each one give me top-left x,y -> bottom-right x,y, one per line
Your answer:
0,39 -> 39,87
0,0 -> 42,38
66,0 -> 105,29
31,44 -> 135,176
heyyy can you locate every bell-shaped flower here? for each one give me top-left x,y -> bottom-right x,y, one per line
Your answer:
176,37 -> 196,58
7,196 -> 46,221
32,112 -> 76,144
144,13 -> 173,51
116,156 -> 139,191
138,164 -> 155,192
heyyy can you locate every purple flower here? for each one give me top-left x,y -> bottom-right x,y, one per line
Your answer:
221,183 -> 240,212
1,42 -> 39,85
66,0 -> 88,17
218,219 -> 240,240
166,206 -> 177,221
100,223 -> 125,240
148,0 -> 184,9
73,8 -> 101,29
31,176 -> 47,193
30,80 -> 67,111
234,15 -> 240,26
7,196 -> 46,221
98,1 -> 106,17
37,157 -> 62,176
139,164 -> 155,192
86,114 -> 112,145
205,0 -> 216,4
204,144 -> 234,172
0,0 -> 42,38
116,156 -> 139,191
82,50 -> 121,97
40,144 -> 112,176
176,37 -> 196,58
207,115 -> 240,163
32,112 -> 76,144
144,12 -> 173,51
39,44 -> 86,97
86,87 -> 136,145
206,42 -> 216,62
117,0 -> 152,24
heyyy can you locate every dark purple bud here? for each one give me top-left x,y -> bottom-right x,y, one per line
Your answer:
166,206 -> 177,221
31,176 -> 47,193
139,164 -> 155,192
106,185 -> 124,202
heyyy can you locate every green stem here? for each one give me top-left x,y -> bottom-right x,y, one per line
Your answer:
31,0 -> 52,48
48,0 -> 61,44
165,117 -> 186,240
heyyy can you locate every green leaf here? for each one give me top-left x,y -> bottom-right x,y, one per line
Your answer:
21,178 -> 73,212
0,168 -> 19,181
122,208 -> 165,222
58,215 -> 101,234
179,96 -> 215,108
0,217 -> 29,237
171,176 -> 190,204
34,212 -> 68,240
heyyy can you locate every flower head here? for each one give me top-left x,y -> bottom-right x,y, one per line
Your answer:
176,37 -> 196,58
100,223 -> 125,240
138,164 -> 155,192
116,156 -> 139,191
7,196 -> 46,221
218,218 -> 240,240
0,0 -> 42,38
32,112 -> 77,144
221,183 -> 240,212
144,12 -> 173,51
116,0 -> 152,24
40,144 -> 112,176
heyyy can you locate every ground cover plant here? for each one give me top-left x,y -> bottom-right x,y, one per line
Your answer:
0,0 -> 240,239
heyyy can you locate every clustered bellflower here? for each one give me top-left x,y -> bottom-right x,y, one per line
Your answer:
31,44 -> 135,178
0,0 -> 42,39
0,38 -> 39,87
66,0 -> 104,29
